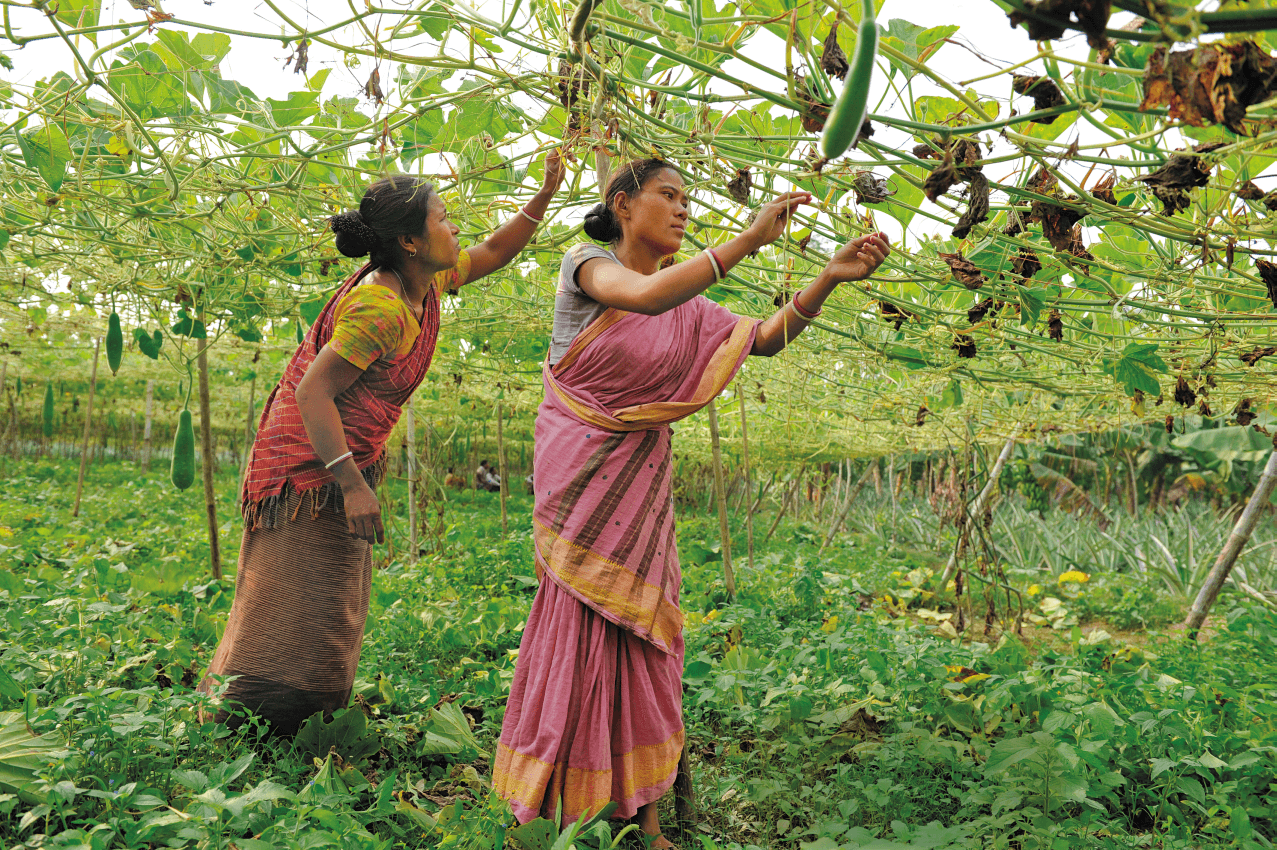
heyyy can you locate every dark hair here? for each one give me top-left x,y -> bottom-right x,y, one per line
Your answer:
330,175 -> 436,269
582,158 -> 677,243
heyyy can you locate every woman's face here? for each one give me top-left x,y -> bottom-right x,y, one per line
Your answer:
414,191 -> 461,271
618,168 -> 688,257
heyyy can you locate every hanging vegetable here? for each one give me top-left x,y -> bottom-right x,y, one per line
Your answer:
569,0 -> 605,48
820,0 -> 879,161
171,409 -> 196,490
42,383 -> 53,438
106,311 -> 123,376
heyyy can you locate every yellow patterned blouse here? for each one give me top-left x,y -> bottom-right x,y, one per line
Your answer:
329,250 -> 471,370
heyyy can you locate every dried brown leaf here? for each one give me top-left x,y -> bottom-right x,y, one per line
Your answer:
953,171 -> 990,238
727,168 -> 751,205
853,171 -> 893,204
967,297 -> 996,324
940,251 -> 985,289
363,67 -> 384,104
822,23 -> 849,80
952,334 -> 977,358
1173,376 -> 1197,407
1140,41 -> 1277,134
1240,346 -> 1276,367
1258,258 -> 1277,308
1091,173 -> 1116,205
1013,247 -> 1042,283
1012,74 -> 1066,122
1047,309 -> 1063,341
1237,180 -> 1265,201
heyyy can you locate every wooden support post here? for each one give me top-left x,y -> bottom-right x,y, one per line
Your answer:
736,383 -> 754,571
497,401 -> 508,537
1184,450 -> 1277,639
72,339 -> 101,518
765,480 -> 799,544
820,464 -> 875,554
939,430 -> 1020,589
198,338 -> 222,580
707,400 -> 735,601
141,379 -> 155,470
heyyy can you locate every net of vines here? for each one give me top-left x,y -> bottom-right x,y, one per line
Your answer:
1,0 -> 1276,457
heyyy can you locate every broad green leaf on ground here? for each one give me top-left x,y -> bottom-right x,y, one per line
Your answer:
294,707 -> 381,764
0,711 -> 62,803
419,701 -> 483,756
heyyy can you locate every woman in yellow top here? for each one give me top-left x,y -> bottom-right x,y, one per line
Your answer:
205,153 -> 566,735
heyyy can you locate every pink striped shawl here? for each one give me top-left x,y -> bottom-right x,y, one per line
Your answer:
532,296 -> 758,656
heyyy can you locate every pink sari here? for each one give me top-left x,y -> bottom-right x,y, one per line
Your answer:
494,296 -> 757,825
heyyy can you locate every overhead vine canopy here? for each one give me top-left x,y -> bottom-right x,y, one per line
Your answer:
2,0 -> 1277,456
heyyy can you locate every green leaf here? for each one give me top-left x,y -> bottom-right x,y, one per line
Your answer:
154,30 -> 230,70
1019,287 -> 1046,327
133,328 -> 163,359
53,0 -> 99,44
418,2 -> 455,39
0,667 -> 23,703
1101,342 -> 1167,397
294,707 -> 381,764
0,711 -> 63,804
108,50 -> 190,120
938,378 -> 964,409
17,124 -> 72,192
881,20 -> 958,80
171,317 -> 208,339
419,701 -> 483,757
885,345 -> 930,369
267,91 -> 320,127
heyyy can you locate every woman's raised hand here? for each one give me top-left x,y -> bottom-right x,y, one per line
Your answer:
541,148 -> 567,194
824,232 -> 891,284
743,191 -> 812,249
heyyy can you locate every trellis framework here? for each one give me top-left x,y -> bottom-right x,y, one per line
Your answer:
0,0 -> 1275,456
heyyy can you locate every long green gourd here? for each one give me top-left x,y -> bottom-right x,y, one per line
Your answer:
820,0 -> 879,160
106,312 -> 123,376
170,409 -> 196,490
569,0 -> 604,47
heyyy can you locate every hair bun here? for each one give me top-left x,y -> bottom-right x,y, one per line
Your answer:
330,210 -> 379,258
582,202 -> 620,243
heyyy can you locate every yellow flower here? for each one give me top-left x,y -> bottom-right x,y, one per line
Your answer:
1027,584 -> 1042,596
1058,570 -> 1090,584
821,615 -> 839,633
704,609 -> 721,622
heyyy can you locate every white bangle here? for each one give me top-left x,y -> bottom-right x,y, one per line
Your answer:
703,249 -> 722,283
518,207 -> 543,224
324,450 -> 354,470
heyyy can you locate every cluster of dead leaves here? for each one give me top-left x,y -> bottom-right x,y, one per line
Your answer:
558,61 -> 591,133
920,138 -> 989,239
1011,74 -> 1066,122
1140,40 -> 1277,135
726,167 -> 751,205
853,171 -> 894,205
1006,0 -> 1111,51
1136,142 -> 1222,215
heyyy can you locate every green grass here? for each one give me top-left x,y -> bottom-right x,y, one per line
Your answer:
0,457 -> 1273,849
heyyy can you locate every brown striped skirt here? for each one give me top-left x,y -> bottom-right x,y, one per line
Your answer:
201,484 -> 372,736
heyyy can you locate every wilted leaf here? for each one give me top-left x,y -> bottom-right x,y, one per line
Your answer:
1173,376 -> 1197,407
1031,199 -> 1085,250
821,23 -> 849,80
1012,248 -> 1041,283
1090,173 -> 1116,205
1237,180 -> 1264,201
968,297 -> 996,324
1011,74 -> 1066,122
1240,345 -> 1276,366
940,251 -> 985,289
1047,308 -> 1063,341
1257,259 -> 1277,308
726,168 -> 750,205
1007,0 -> 1111,50
952,334 -> 977,358
953,171 -> 990,238
1140,41 -> 1277,134
853,171 -> 893,204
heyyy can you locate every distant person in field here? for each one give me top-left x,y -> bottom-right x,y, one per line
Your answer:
475,459 -> 501,492
493,158 -> 890,845
201,153 -> 566,736
444,466 -> 466,490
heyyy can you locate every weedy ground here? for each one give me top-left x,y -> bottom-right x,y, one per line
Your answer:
0,457 -> 1273,849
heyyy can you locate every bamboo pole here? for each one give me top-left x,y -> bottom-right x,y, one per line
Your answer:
819,464 -> 875,554
497,400 -> 508,537
140,380 -> 155,470
197,337 -> 222,580
707,400 -> 735,602
736,383 -> 754,572
939,429 -> 1020,589
1183,450 -> 1277,639
764,480 -> 799,544
406,405 -> 418,564
72,339 -> 101,518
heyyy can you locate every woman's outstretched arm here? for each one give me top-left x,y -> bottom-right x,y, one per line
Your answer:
462,150 -> 567,284
751,232 -> 891,357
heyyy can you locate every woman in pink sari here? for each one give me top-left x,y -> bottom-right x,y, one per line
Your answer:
493,159 -> 890,846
